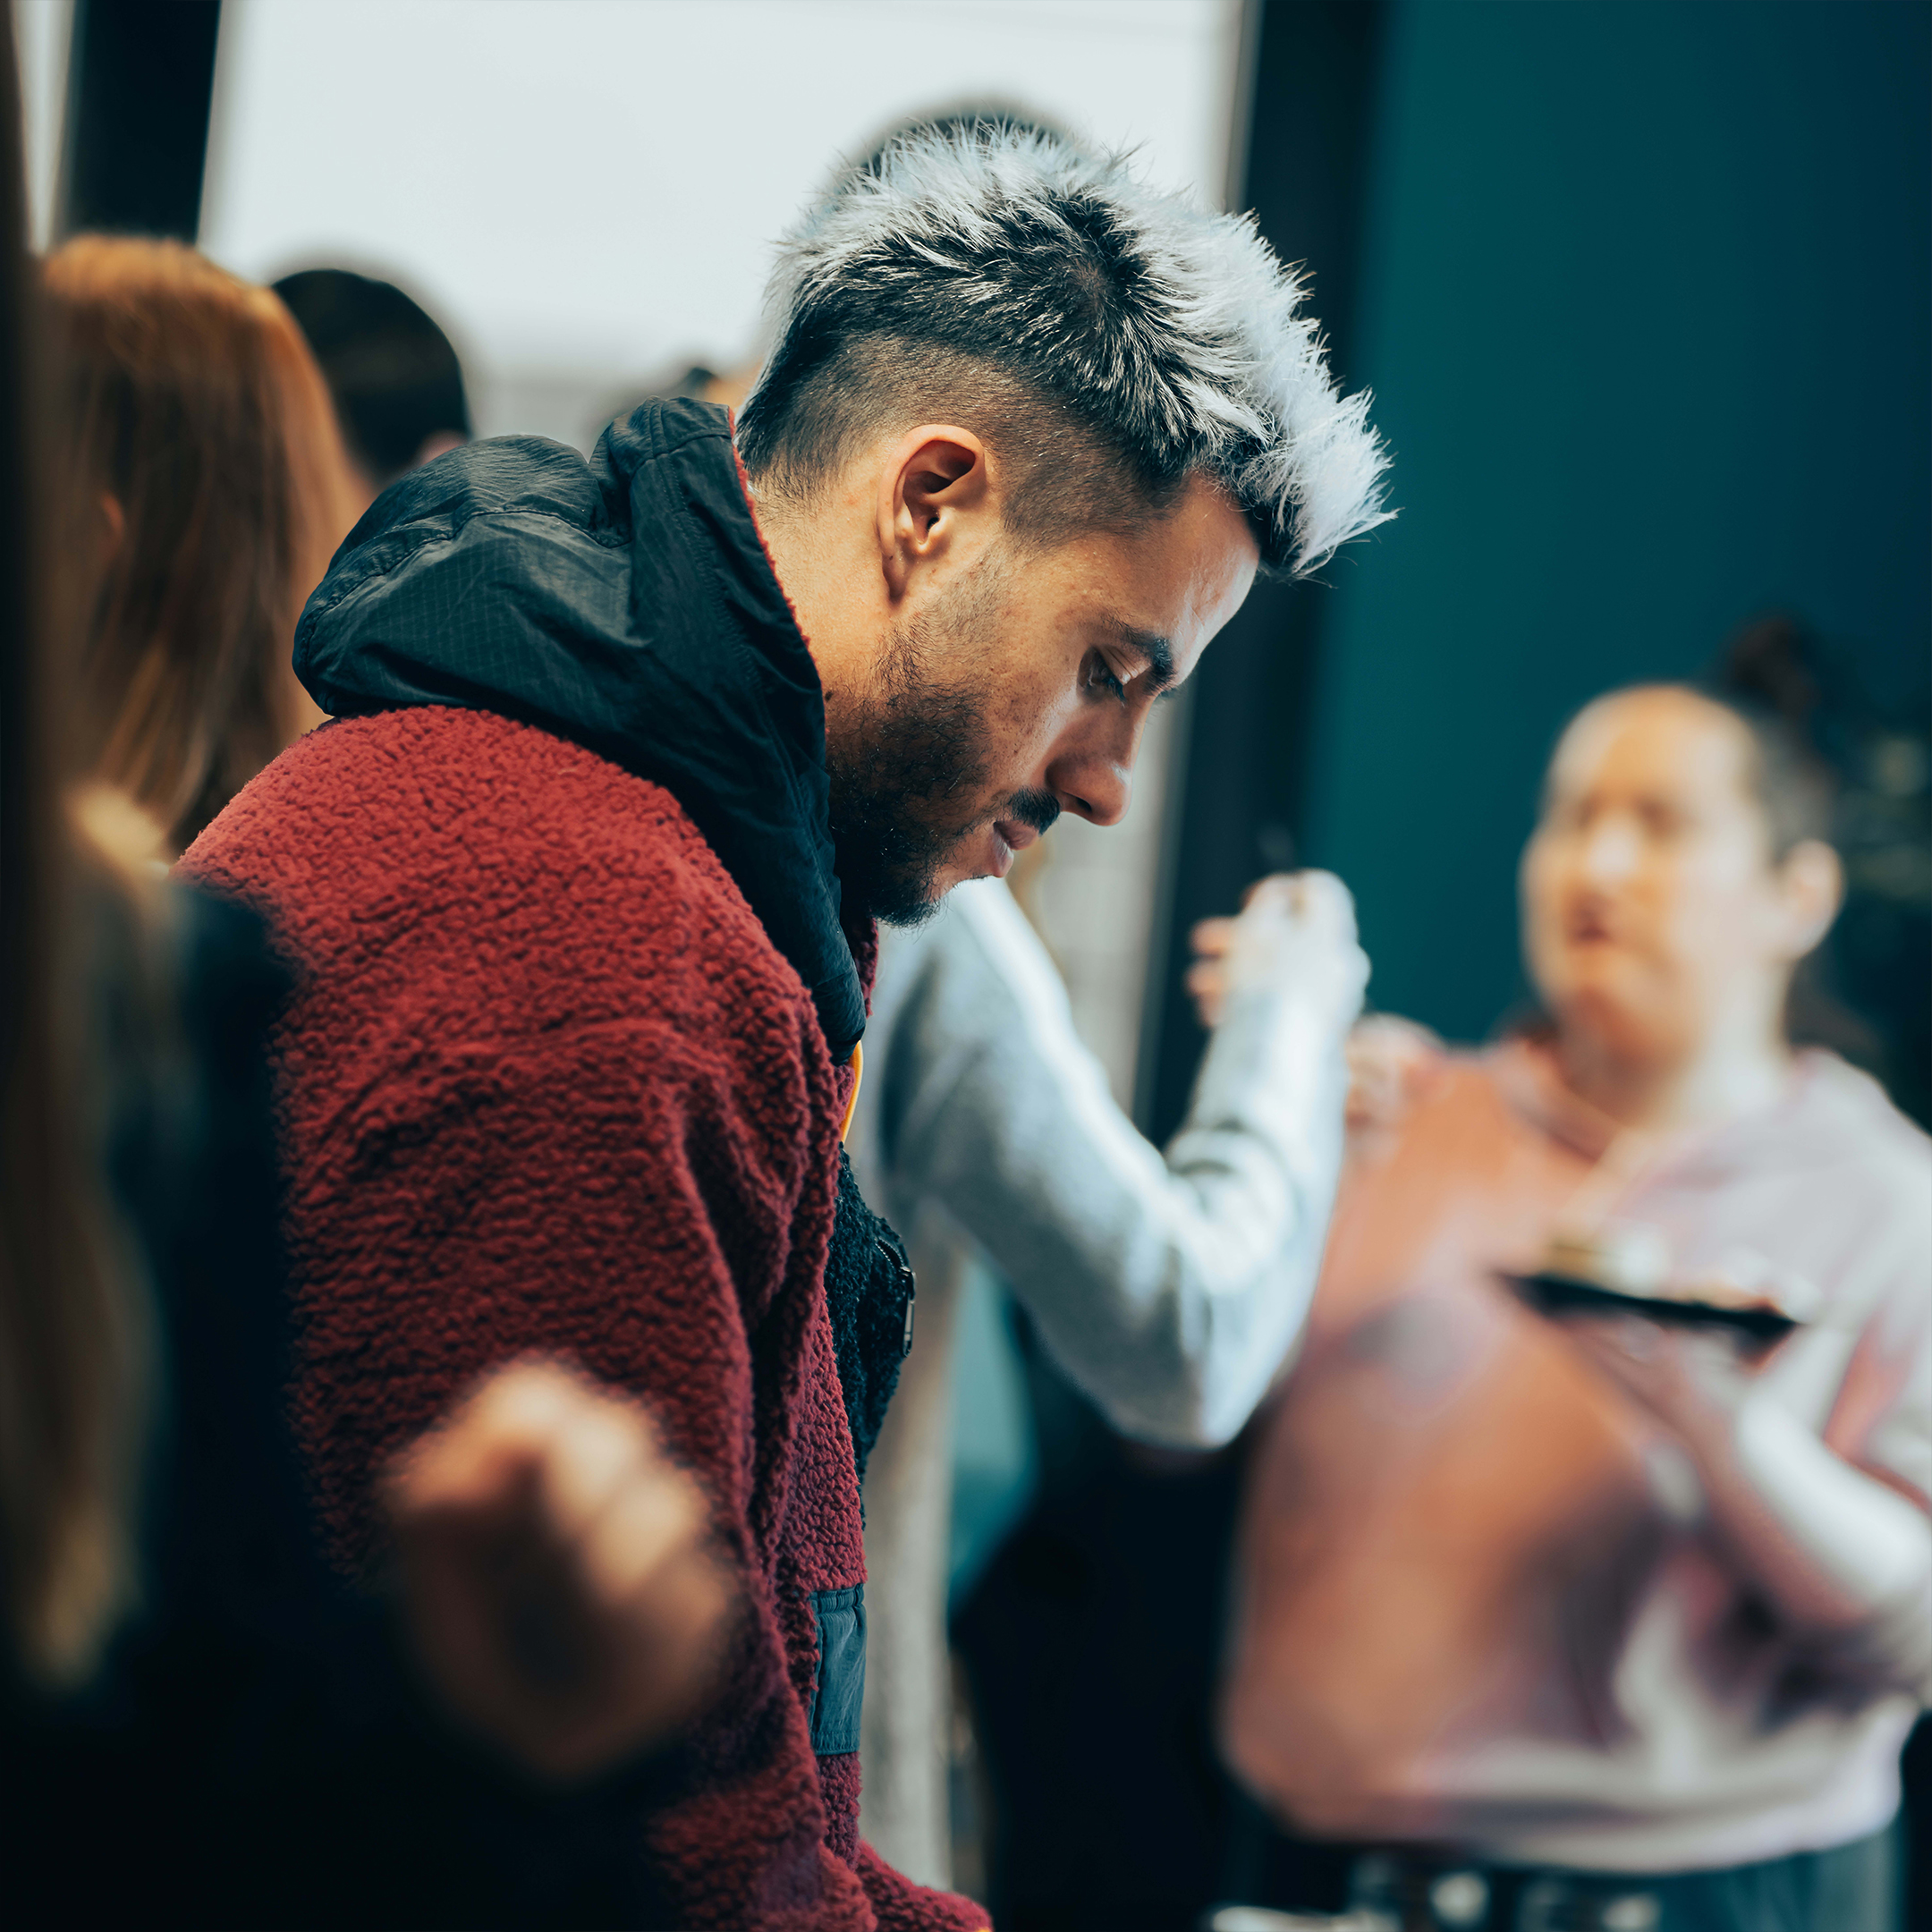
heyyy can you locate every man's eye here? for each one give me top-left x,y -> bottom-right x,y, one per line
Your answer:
1087,650 -> 1128,702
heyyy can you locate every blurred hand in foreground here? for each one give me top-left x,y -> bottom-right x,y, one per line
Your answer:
386,1360 -> 735,1782
1185,870 -> 1368,1034
1343,1012 -> 1450,1141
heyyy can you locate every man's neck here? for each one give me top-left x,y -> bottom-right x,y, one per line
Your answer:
746,490 -> 869,703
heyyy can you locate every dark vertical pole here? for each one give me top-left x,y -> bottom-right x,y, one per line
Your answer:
1141,0 -> 1389,1140
56,0 -> 223,242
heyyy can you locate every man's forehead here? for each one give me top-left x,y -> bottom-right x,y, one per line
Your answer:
1076,472 -> 1256,680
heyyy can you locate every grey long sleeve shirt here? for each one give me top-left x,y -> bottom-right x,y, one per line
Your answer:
849,877 -> 1353,1450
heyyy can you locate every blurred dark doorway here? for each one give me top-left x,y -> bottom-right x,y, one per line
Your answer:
58,0 -> 221,242
1140,0 -> 1387,1148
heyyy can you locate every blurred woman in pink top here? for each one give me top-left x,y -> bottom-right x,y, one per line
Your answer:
1210,683 -> 1929,1932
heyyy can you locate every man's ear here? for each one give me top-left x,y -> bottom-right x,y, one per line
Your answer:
877,426 -> 988,598
1775,838 -> 1843,961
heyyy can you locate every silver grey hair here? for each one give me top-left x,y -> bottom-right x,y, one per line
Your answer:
736,123 -> 1391,576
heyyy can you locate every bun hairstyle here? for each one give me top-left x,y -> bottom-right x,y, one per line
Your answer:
1519,617 -> 1925,1123
1702,615 -> 1837,862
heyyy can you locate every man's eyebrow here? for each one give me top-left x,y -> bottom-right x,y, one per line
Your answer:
1106,621 -> 1176,691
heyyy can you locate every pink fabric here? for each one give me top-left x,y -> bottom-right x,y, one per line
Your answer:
1220,1040 -> 1930,1868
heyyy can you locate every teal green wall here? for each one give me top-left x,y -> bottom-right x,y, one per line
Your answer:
1299,0 -> 1930,1042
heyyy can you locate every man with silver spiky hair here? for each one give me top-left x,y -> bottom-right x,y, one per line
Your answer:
758,120 -> 1391,1889
182,123 -> 1385,1930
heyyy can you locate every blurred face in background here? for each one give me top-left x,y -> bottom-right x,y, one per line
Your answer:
1520,687 -> 1833,1071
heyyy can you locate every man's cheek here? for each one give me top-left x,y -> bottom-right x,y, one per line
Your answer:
984,682 -> 1061,772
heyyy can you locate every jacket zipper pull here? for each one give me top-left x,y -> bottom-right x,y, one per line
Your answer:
874,1234 -> 917,1359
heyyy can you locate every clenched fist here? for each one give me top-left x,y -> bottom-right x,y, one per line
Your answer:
1185,870 -> 1368,1034
386,1360 -> 735,1782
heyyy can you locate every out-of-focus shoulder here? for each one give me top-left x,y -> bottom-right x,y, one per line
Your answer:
1794,1051 -> 1932,1177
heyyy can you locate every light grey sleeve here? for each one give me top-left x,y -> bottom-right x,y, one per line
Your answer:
1739,1175 -> 1932,1699
864,879 -> 1350,1448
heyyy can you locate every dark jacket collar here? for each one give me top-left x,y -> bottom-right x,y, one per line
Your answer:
292,400 -> 866,1060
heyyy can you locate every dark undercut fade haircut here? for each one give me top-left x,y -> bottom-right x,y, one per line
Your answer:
736,123 -> 1391,576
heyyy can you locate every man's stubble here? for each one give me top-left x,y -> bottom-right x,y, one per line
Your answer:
825,548 -> 1057,928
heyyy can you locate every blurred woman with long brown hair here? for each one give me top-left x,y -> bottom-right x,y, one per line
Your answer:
44,234 -> 356,853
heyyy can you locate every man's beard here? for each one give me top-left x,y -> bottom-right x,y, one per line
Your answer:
826,564 -> 1058,928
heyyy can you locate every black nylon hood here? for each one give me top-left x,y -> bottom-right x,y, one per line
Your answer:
292,398 -> 866,1060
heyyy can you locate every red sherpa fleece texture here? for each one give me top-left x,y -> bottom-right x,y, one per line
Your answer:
181,706 -> 989,1932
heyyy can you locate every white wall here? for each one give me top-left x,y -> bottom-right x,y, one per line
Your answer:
200,0 -> 1242,445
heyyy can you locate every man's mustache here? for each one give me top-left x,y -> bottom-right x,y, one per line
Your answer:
1005,788 -> 1061,837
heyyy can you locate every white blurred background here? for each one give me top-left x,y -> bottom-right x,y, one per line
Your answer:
204,0 -> 1243,449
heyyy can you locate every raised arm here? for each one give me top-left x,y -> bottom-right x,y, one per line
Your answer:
868,875 -> 1365,1447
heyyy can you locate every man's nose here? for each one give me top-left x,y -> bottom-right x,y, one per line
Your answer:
1047,742 -> 1132,828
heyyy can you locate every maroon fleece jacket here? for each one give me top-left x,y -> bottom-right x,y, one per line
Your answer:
182,703 -> 988,1931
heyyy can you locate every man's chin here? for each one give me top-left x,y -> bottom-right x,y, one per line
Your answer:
852,856 -> 950,930
868,851 -> 979,930
942,818 -> 1025,889
927,829 -> 1019,905
838,819 -> 1011,929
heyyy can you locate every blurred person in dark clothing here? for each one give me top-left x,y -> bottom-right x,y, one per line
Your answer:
1213,682 -> 1928,1932
274,265 -> 471,511
1,38 -> 733,1928
45,236 -> 360,854
179,123 -> 1389,1929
